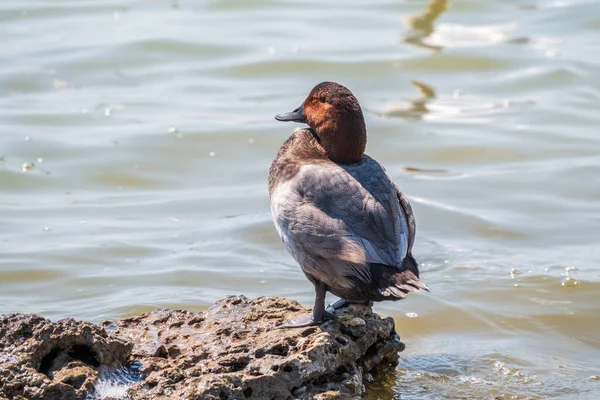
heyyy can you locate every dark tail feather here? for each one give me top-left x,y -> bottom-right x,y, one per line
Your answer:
396,269 -> 430,292
373,255 -> 430,299
402,254 -> 430,292
401,253 -> 420,278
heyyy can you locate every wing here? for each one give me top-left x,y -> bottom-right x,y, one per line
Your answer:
270,157 -> 410,286
395,184 -> 416,256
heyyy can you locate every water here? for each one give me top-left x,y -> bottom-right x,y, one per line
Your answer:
2,0 -> 600,398
88,363 -> 144,400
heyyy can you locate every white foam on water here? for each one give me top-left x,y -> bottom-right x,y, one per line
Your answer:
93,379 -> 131,400
87,364 -> 143,400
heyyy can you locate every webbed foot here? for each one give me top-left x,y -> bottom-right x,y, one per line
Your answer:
276,311 -> 335,329
326,299 -> 349,313
325,299 -> 373,313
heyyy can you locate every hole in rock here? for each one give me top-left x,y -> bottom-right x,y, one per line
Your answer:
243,387 -> 253,397
63,375 -> 86,389
363,343 -> 379,359
300,327 -> 318,337
335,336 -> 348,346
256,343 -> 290,358
270,343 -> 289,356
230,358 -> 250,372
154,345 -> 168,359
39,345 -> 101,376
69,345 -> 100,367
219,356 -> 250,372
39,347 -> 63,375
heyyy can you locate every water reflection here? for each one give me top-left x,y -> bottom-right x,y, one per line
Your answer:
383,81 -> 436,121
403,166 -> 447,174
403,0 -> 449,51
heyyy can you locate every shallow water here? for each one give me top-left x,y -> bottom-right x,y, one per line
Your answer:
2,0 -> 600,398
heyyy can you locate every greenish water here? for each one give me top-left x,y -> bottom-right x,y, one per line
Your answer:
2,0 -> 600,398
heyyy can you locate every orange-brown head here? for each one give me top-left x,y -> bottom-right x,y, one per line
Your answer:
275,82 -> 367,164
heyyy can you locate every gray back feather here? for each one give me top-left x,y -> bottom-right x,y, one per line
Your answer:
270,155 -> 410,285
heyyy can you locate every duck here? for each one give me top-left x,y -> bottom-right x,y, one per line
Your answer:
269,81 -> 428,328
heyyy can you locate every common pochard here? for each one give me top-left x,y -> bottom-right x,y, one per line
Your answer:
269,81 -> 428,328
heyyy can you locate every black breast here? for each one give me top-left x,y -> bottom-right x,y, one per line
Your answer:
268,129 -> 329,195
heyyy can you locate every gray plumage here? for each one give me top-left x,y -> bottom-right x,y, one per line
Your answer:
270,130 -> 425,303
270,82 -> 427,327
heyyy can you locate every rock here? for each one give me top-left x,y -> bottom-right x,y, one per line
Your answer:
0,296 -> 405,399
0,313 -> 132,400
338,316 -> 366,327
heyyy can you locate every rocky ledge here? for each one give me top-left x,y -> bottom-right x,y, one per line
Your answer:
0,296 -> 405,400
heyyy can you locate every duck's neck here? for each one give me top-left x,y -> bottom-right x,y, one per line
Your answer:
316,120 -> 366,164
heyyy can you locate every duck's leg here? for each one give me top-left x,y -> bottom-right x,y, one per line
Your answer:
312,281 -> 335,322
277,281 -> 335,329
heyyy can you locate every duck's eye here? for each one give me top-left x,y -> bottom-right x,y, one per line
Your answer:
318,96 -> 327,103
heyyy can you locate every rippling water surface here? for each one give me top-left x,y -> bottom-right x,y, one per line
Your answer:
2,0 -> 600,398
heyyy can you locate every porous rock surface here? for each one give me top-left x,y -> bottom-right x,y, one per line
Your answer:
0,313 -> 132,400
0,296 -> 405,400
